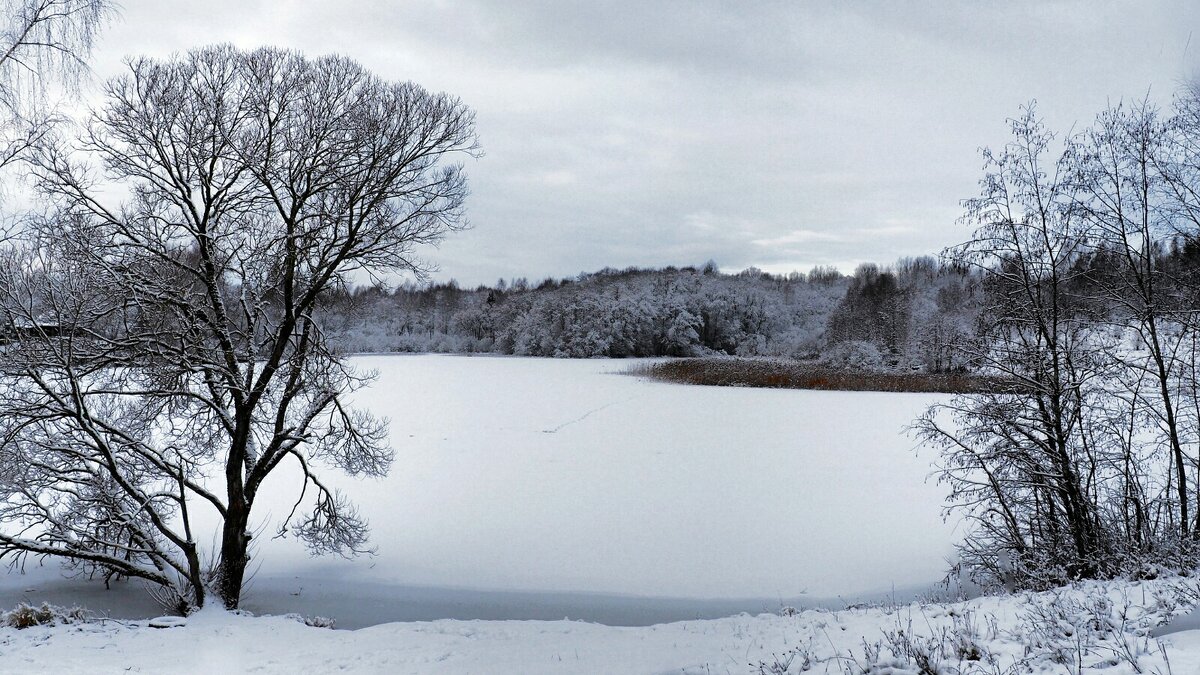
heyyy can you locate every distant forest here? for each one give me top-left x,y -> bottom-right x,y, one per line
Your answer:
315,256 -> 985,371
316,240 -> 1200,374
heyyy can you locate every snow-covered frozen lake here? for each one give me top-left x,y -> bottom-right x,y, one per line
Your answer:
1,355 -> 957,627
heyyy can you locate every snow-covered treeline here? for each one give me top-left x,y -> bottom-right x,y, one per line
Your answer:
316,259 -> 985,370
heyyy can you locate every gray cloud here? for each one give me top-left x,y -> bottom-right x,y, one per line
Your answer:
84,1 -> 1200,285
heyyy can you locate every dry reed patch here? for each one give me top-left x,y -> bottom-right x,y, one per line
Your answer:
631,358 -> 1007,394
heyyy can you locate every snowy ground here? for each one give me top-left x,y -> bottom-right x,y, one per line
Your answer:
3,578 -> 1200,674
2,354 -> 957,627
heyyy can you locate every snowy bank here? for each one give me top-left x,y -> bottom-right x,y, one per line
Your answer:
4,578 -> 1200,674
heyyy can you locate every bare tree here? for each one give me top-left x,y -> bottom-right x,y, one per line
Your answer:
913,93 -> 1200,589
914,106 -> 1111,586
0,0 -> 113,168
0,44 -> 479,610
1072,101 -> 1197,538
0,0 -> 111,98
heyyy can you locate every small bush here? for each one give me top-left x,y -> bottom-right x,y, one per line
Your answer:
819,340 -> 884,371
285,613 -> 336,629
3,602 -> 87,629
753,645 -> 813,674
800,582 -> 1196,674
304,615 -> 336,629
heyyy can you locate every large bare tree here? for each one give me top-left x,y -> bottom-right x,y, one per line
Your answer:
0,44 -> 478,610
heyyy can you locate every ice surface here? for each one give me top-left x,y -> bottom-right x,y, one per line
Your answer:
1,355 -> 956,625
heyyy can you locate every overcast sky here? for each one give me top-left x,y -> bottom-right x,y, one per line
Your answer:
82,1 -> 1200,286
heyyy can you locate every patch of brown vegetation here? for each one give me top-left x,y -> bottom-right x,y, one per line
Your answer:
631,358 -> 1008,394
2,602 -> 87,629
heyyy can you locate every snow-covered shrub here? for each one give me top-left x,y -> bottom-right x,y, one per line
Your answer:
1014,586 -> 1179,671
284,613 -> 336,629
734,334 -> 767,357
3,602 -> 86,629
820,340 -> 883,371
800,581 -> 1196,674
760,326 -> 822,360
304,615 -> 336,629
858,609 -> 991,673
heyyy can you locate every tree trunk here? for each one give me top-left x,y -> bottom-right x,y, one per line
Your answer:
217,500 -> 251,609
217,419 -> 252,609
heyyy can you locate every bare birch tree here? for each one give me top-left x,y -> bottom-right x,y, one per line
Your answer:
0,0 -> 113,168
1073,102 -> 1196,537
0,44 -> 478,610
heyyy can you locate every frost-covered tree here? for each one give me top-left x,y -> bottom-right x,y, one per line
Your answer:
913,94 -> 1200,589
826,263 -> 911,360
0,45 -> 478,610
914,106 -> 1110,586
0,0 -> 112,170
1073,101 -> 1198,538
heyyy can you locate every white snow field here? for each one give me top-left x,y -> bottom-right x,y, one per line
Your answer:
248,354 -> 957,623
2,355 -> 958,627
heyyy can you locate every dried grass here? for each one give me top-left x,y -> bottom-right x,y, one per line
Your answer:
2,602 -> 87,629
631,358 -> 1009,394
